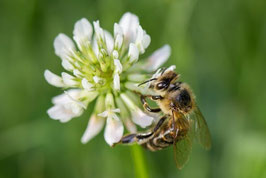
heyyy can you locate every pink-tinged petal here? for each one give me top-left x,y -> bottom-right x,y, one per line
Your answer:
81,115 -> 105,144
114,23 -> 123,37
125,118 -> 137,133
144,45 -> 171,72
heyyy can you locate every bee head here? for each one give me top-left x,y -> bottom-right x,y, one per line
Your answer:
153,70 -> 179,91
138,68 -> 180,92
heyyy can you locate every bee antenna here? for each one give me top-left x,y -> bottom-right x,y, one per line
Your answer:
160,67 -> 167,75
138,78 -> 157,86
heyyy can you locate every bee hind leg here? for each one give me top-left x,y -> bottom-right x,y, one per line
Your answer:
120,134 -> 137,144
115,132 -> 153,146
114,116 -> 167,146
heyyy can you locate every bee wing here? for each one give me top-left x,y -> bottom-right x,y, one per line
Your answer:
174,130 -> 193,169
173,114 -> 193,169
190,105 -> 212,150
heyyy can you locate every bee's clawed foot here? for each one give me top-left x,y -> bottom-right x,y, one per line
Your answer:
112,141 -> 121,148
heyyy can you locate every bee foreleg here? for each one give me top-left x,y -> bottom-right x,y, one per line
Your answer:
150,95 -> 163,100
141,95 -> 161,113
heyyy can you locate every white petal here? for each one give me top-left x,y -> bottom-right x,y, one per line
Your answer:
120,93 -> 135,109
104,117 -> 124,146
142,34 -> 151,49
128,43 -> 139,63
92,37 -> 99,57
73,69 -> 83,77
114,23 -> 123,37
54,33 -> 75,59
52,89 -> 81,105
119,12 -> 139,44
93,76 -> 104,84
113,73 -> 120,91
135,26 -> 150,54
47,105 -> 73,123
74,61 -> 81,68
44,70 -> 65,87
136,25 -> 144,42
105,93 -> 115,108
125,118 -> 137,133
112,50 -> 119,59
114,34 -> 123,50
93,21 -> 104,40
132,108 -> 153,128
144,45 -> 171,72
93,76 -> 100,83
165,65 -> 176,72
152,68 -> 164,79
112,108 -> 121,113
64,91 -> 86,109
120,93 -> 153,128
104,30 -> 114,54
48,90 -> 85,122
111,113 -> 120,121
114,59 -> 122,73
82,78 -> 94,91
62,72 -> 78,86
73,18 -> 93,50
68,101 -> 84,115
80,91 -> 99,105
127,74 -> 146,82
81,115 -> 105,144
62,59 -> 74,71
98,111 -> 108,118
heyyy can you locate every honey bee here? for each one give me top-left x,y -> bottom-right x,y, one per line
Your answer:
117,66 -> 211,169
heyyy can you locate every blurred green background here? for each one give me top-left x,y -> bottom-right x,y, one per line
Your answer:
0,0 -> 266,177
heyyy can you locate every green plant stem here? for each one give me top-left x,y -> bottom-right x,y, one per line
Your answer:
131,145 -> 149,178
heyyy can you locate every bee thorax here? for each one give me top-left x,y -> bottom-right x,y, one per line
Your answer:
173,89 -> 193,113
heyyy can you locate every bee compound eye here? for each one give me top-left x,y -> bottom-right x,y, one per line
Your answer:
156,82 -> 168,90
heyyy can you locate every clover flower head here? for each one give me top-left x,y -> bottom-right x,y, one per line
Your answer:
45,12 -> 171,146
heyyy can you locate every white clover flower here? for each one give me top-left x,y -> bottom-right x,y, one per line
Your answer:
45,12 -> 171,146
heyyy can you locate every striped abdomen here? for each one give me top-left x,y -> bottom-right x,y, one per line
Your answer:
141,120 -> 188,151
